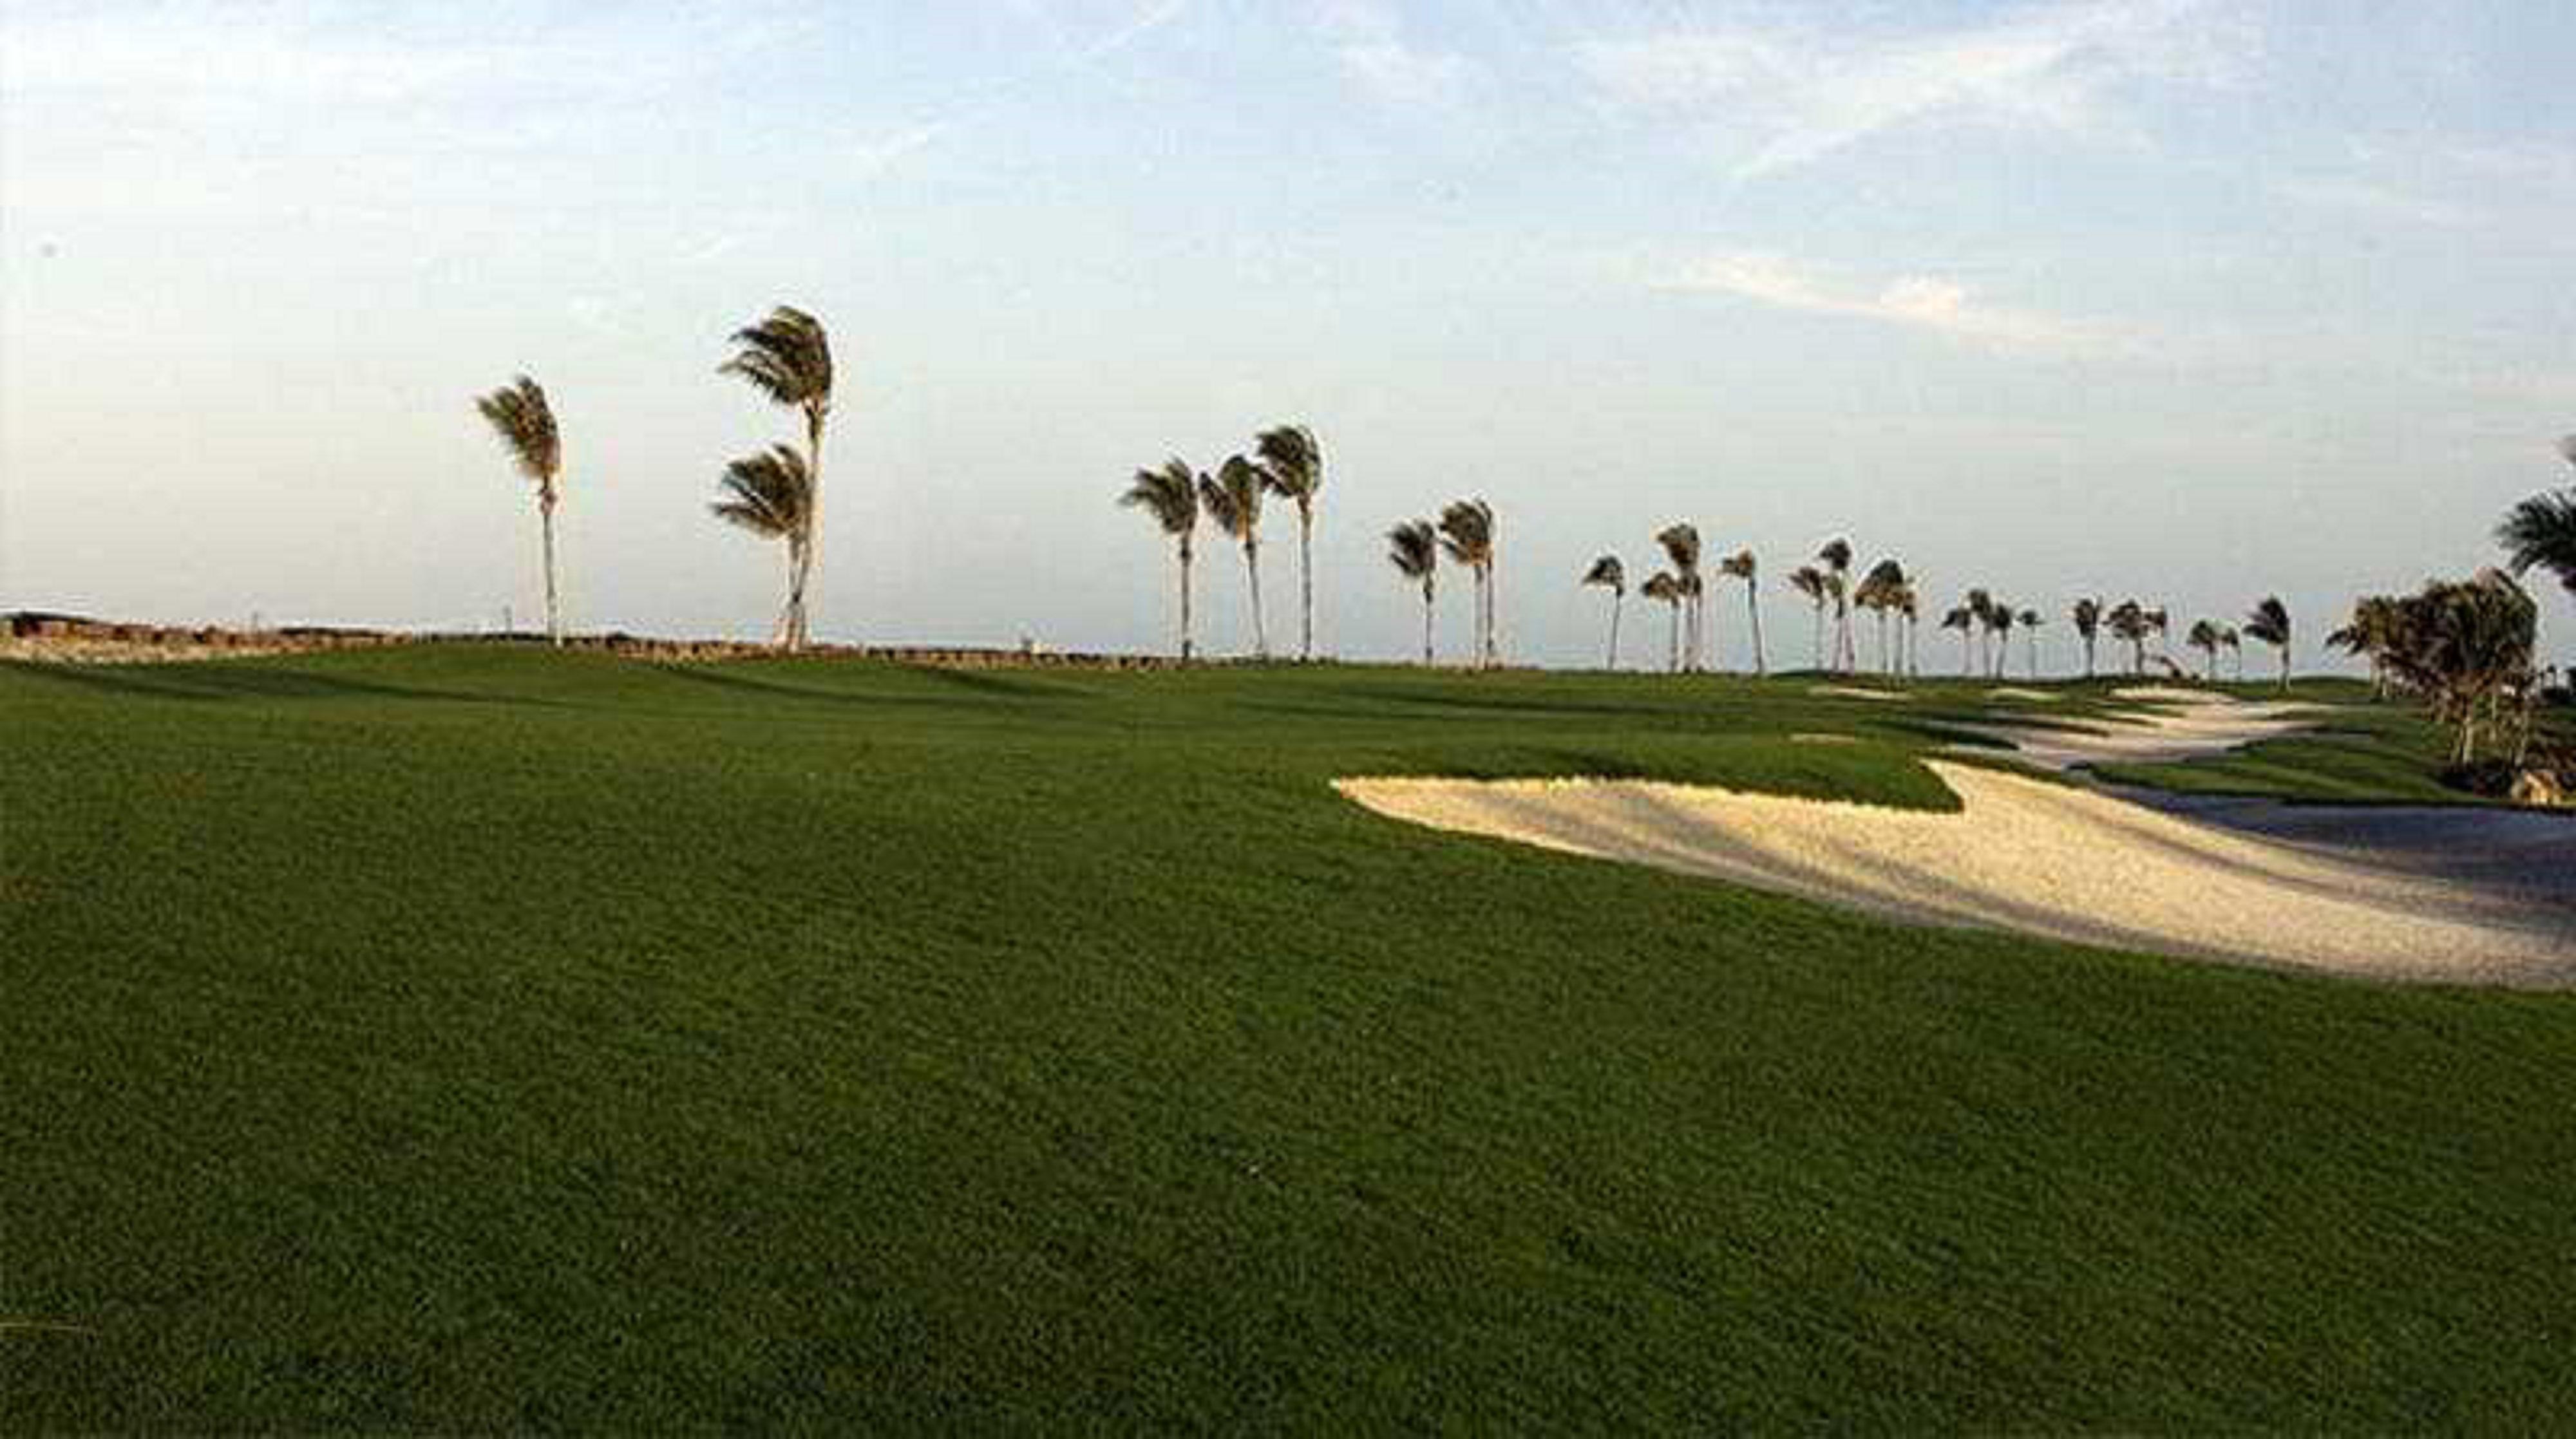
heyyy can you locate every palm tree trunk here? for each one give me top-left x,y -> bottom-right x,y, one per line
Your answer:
1810,604 -> 1824,671
1607,593 -> 1622,669
1667,606 -> 1680,673
1421,585 -> 1435,666
779,539 -> 804,646
1177,540 -> 1195,663
1746,586 -> 1765,675
1484,558 -> 1499,668
1298,502 -> 1315,663
538,491 -> 562,646
1245,540 -> 1267,658
795,408 -> 826,652
2278,648 -> 2290,693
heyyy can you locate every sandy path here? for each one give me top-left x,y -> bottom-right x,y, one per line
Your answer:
1338,762 -> 2575,987
1957,690 -> 2325,770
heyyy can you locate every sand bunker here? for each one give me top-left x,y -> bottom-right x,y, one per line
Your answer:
1338,762 -> 2573,986
1985,686 -> 2060,703
1812,685 -> 1908,702
1962,691 -> 2322,771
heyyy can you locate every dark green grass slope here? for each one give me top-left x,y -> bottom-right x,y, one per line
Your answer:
5,650 -> 2571,1429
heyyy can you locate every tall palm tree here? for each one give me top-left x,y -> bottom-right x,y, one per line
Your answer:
2219,625 -> 2243,680
471,375 -> 565,644
1965,588 -> 1996,677
1718,549 -> 1763,674
710,445 -> 813,643
1642,571 -> 1683,673
1859,559 -> 1906,677
1987,603 -> 2016,680
1655,524 -> 1704,671
2245,596 -> 2292,691
1940,605 -> 1975,675
2186,619 -> 2222,681
1788,565 -> 1828,670
1119,458 -> 1200,662
719,306 -> 833,650
2496,438 -> 2576,607
1386,519 -> 1439,665
2070,597 -> 2102,679
2016,608 -> 2044,679
1439,499 -> 1497,668
1899,584 -> 1923,679
1255,424 -> 1325,661
2327,596 -> 2400,698
2106,599 -> 2150,676
1198,456 -> 1268,657
1817,538 -> 1855,672
1582,554 -> 1627,668
2144,607 -> 2172,671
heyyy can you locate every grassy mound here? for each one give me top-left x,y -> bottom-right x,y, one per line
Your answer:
6,649 -> 2570,1429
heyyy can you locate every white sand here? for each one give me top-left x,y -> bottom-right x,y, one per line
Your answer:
1985,686 -> 2060,703
1338,762 -> 2574,986
1812,685 -> 1908,702
1960,691 -> 2324,771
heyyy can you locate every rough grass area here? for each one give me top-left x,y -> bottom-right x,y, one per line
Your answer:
6,649 -> 2572,1429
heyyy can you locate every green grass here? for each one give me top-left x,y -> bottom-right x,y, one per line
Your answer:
6,648 -> 2572,1429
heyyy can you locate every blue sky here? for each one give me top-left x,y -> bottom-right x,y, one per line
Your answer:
3,0 -> 2571,666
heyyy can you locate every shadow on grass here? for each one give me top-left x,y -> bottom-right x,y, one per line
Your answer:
0,659 -> 551,708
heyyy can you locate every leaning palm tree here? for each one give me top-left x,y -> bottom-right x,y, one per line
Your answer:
1965,588 -> 1996,677
2106,600 -> 2149,676
1987,603 -> 2016,680
1386,520 -> 1439,665
1439,499 -> 1497,668
1940,605 -> 1975,675
2186,619 -> 2222,681
472,375 -> 566,644
1199,456 -> 1268,657
2016,608 -> 2044,679
2496,438 -> 2576,605
1788,565 -> 1829,670
1119,458 -> 1200,661
1718,549 -> 1763,674
1655,523 -> 1704,671
719,306 -> 833,650
1582,554 -> 1627,668
2245,596 -> 2292,691
2327,596 -> 2400,698
710,445 -> 813,644
1817,538 -> 1855,672
1859,559 -> 1906,677
2144,607 -> 2172,670
1255,424 -> 1325,661
2070,597 -> 2102,679
2218,625 -> 2243,680
1641,571 -> 1683,673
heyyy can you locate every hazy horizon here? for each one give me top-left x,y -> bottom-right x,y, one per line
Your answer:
4,0 -> 2571,668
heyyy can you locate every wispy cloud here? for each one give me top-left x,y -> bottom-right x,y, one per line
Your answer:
1663,251 -> 2116,356
2278,176 -> 2481,229
1316,1 -> 1477,105
850,0 -> 1192,178
1577,0 -> 2252,179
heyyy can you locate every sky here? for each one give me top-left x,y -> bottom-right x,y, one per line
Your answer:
3,0 -> 2572,669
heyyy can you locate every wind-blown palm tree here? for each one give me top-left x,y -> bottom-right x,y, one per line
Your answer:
1940,605 -> 1975,675
1987,603 -> 2016,680
1857,559 -> 1906,677
1642,571 -> 1683,673
720,306 -> 833,650
1656,524 -> 1704,671
2186,619 -> 2222,681
2107,599 -> 2150,676
1965,588 -> 1996,677
710,445 -> 813,643
1899,584 -> 1923,679
1788,565 -> 1828,670
1582,554 -> 1626,668
1119,458 -> 1200,661
2144,607 -> 2172,671
1199,456 -> 1268,657
2016,609 -> 2044,679
2496,437 -> 2576,608
1817,538 -> 1855,672
2245,595 -> 2292,691
472,374 -> 565,644
1386,519 -> 1439,665
2219,625 -> 2243,681
2327,596 -> 2400,698
1255,424 -> 1325,661
1439,499 -> 1497,668
1718,549 -> 1763,674
2070,597 -> 2102,679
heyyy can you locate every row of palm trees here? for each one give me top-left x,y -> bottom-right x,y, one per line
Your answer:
473,305 -> 838,650
1115,427 -> 1326,662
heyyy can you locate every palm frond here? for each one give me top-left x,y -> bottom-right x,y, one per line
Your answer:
1718,549 -> 1756,580
1198,456 -> 1263,540
1254,424 -> 1323,503
1387,520 -> 1439,581
1654,523 -> 1700,573
1816,536 -> 1852,572
1640,571 -> 1680,605
719,305 -> 833,416
2496,486 -> 2576,595
710,444 -> 811,541
1119,457 -> 1199,536
1582,554 -> 1625,592
2245,596 -> 2291,646
1437,498 -> 1493,566
473,375 -> 559,485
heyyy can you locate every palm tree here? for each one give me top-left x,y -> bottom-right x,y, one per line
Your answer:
1859,559 -> 1906,677
1438,499 -> 1497,668
2327,596 -> 2400,698
2246,596 -> 2292,691
2144,607 -> 2172,671
2219,625 -> 2243,681
1199,456 -> 1268,657
1788,565 -> 1828,670
719,306 -> 833,650
1386,520 -> 1439,665
2070,597 -> 2102,679
1119,458 -> 1200,661
1718,549 -> 1763,674
1965,588 -> 1996,676
2016,609 -> 2044,679
471,375 -> 565,644
710,445 -> 813,643
1987,603 -> 2016,680
1940,605 -> 1975,675
2107,600 -> 2150,676
1899,584 -> 1923,679
1255,424 -> 1325,661
1642,571 -> 1683,673
2496,438 -> 2576,608
1817,538 -> 1855,672
1582,554 -> 1627,668
1655,524 -> 1704,671
2186,619 -> 2222,681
